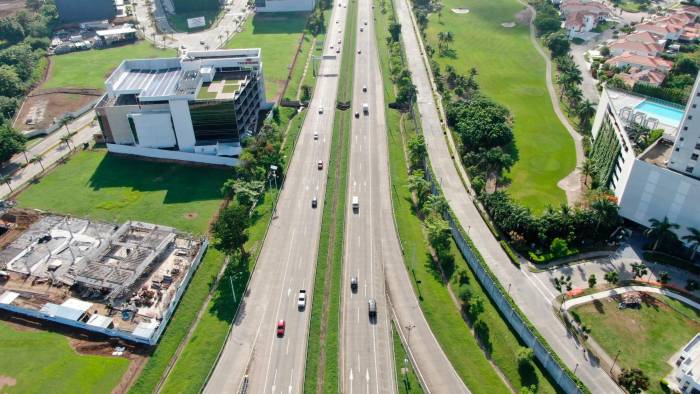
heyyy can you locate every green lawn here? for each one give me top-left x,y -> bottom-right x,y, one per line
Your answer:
16,149 -> 230,234
0,321 -> 129,394
393,324 -> 424,394
42,42 -> 176,90
226,12 -> 310,101
425,0 -> 576,210
573,294 -> 700,393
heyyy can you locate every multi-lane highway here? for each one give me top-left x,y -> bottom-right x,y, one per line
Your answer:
203,2 -> 348,393
340,0 -> 395,392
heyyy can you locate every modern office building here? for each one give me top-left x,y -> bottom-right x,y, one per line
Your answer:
95,49 -> 266,166
255,0 -> 315,13
55,0 -> 117,23
589,75 -> 700,242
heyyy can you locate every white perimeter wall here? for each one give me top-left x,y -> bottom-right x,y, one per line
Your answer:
257,0 -> 315,12
107,144 -> 238,166
619,159 -> 700,241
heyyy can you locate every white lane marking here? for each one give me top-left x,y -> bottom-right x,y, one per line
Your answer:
350,368 -> 354,394
356,306 -> 360,324
286,337 -> 291,355
271,368 -> 278,394
522,269 -> 554,305
287,288 -> 291,298
288,368 -> 294,394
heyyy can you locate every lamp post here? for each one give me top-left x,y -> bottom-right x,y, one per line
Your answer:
405,322 -> 416,346
610,350 -> 621,374
270,165 -> 279,218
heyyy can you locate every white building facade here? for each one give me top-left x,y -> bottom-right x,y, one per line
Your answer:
95,49 -> 266,166
255,0 -> 315,12
590,78 -> 700,242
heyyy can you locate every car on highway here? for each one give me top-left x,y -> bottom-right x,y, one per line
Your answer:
352,196 -> 359,212
362,85 -> 367,92
364,20 -> 368,25
360,27 -> 363,32
368,299 -> 377,318
314,132 -> 319,140
362,103 -> 369,114
318,106 -> 324,114
298,290 -> 306,310
357,49 -> 361,54
277,320 -> 286,337
311,197 -> 318,208
354,111 -> 359,118
336,49 -> 340,54
200,40 -> 205,45
317,160 -> 324,170
350,277 -> 358,292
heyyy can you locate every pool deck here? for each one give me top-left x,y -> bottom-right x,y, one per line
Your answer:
607,90 -> 683,135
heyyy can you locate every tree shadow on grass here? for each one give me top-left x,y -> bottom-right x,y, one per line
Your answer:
208,253 -> 251,323
518,361 -> 540,390
88,154 -> 230,204
473,320 -> 493,356
593,299 -> 605,314
251,12 -> 309,35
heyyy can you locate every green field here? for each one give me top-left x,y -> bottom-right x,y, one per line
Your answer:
573,294 -> 700,393
0,321 -> 129,394
226,12 -> 310,101
425,0 -> 576,210
17,149 -> 230,234
42,42 -> 176,90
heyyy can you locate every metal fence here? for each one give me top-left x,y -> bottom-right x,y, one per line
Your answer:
422,166 -> 585,394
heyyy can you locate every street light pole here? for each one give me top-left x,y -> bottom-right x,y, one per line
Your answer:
405,322 -> 416,346
229,275 -> 237,303
610,350 -> 621,374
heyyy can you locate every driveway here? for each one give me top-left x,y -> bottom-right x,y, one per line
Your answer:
534,233 -> 700,299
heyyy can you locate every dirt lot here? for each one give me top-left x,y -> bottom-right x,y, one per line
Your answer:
0,314 -> 150,394
13,90 -> 101,133
0,0 -> 25,17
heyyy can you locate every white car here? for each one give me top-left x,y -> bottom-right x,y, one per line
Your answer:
314,132 -> 319,140
298,290 -> 307,309
318,106 -> 324,114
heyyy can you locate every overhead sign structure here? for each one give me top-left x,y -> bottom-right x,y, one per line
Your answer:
187,16 -> 206,29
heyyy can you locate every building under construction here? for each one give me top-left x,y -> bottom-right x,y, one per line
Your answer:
0,210 -> 207,345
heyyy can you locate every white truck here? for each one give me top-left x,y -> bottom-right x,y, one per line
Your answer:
298,290 -> 307,310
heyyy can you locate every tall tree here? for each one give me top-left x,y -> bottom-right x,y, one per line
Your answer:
682,227 -> 700,260
579,158 -> 595,187
577,99 -> 596,131
211,204 -> 251,256
646,217 -> 680,251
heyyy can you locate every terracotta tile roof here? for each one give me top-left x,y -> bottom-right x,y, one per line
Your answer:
619,68 -> 666,86
624,31 -> 664,44
609,39 -> 663,55
605,52 -> 674,71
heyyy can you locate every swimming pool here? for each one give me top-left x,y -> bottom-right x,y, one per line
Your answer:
635,101 -> 685,127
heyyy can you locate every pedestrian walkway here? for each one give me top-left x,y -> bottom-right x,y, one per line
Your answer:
563,285 -> 700,311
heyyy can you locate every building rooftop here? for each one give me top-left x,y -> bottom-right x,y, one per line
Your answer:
639,138 -> 674,167
606,88 -> 685,135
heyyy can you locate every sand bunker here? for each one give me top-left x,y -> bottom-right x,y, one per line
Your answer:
0,376 -> 17,391
501,22 -> 516,27
451,8 -> 470,14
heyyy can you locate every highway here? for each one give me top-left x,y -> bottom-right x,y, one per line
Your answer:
393,0 -> 622,391
203,1 -> 348,393
340,0 -> 395,392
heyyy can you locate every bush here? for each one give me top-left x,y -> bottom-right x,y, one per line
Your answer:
550,238 -> 570,258
500,240 -> 520,266
516,347 -> 534,367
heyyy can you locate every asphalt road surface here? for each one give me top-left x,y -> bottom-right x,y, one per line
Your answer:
203,2 -> 348,394
393,0 -> 622,391
340,0 -> 395,392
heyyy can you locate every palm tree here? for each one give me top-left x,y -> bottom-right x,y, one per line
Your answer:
579,158 -> 595,187
58,115 -> 73,134
29,154 -> 44,172
682,227 -> 700,260
578,100 -> 597,131
646,217 -> 680,251
60,134 -> 73,151
0,174 -> 12,192
591,198 -> 618,232
18,145 -> 29,163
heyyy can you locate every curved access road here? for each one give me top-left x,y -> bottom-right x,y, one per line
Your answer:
393,0 -> 622,392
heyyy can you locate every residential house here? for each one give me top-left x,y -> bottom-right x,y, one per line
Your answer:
608,39 -> 664,57
618,67 -> 666,87
561,0 -> 611,40
605,52 -> 673,73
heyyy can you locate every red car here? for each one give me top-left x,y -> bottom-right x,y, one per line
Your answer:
277,320 -> 286,337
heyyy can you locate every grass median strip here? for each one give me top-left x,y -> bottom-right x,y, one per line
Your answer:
392,323 -> 423,394
375,0 -> 558,392
305,1 -> 358,391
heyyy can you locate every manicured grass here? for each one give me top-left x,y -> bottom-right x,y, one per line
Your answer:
158,190 -> 276,393
425,0 -> 576,210
573,294 -> 700,393
305,2 -> 357,391
42,42 -> 176,90
392,323 -> 424,394
226,12 -> 310,101
376,2 -> 557,390
0,321 -> 129,394
16,149 -> 230,234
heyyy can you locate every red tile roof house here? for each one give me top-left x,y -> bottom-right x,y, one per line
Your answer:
561,0 -> 612,40
634,12 -> 698,41
605,52 -> 674,73
618,67 -> 667,87
608,39 -> 664,57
